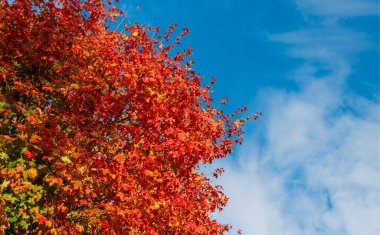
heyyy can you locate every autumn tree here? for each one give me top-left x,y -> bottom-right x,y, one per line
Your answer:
0,0 -> 258,234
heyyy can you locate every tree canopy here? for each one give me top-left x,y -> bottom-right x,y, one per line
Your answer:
0,0 -> 258,234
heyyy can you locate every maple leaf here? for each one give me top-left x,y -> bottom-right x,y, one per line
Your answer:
16,166 -> 25,173
36,215 -> 48,225
27,169 -> 38,179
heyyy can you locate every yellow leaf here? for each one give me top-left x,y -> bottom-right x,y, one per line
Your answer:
132,31 -> 139,37
76,225 -> 84,232
27,168 -> 38,179
83,50 -> 90,57
30,206 -> 39,215
0,180 -> 10,191
78,166 -> 86,174
171,221 -> 180,227
150,202 -> 160,210
157,94 -> 164,101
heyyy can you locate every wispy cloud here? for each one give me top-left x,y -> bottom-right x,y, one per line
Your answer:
215,0 -> 380,234
295,0 -> 379,17
270,27 -> 371,64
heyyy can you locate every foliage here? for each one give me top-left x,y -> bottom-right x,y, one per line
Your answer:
0,0 -> 258,233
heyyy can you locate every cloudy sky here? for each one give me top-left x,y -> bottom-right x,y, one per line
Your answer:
121,1 -> 379,234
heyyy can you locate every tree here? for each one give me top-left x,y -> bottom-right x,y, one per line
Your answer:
0,0 -> 258,234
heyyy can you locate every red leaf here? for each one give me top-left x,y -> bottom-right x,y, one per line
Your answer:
24,150 -> 35,159
36,215 -> 48,225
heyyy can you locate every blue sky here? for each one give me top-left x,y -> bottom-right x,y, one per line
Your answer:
118,1 -> 379,234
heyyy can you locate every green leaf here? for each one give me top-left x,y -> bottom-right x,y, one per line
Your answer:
3,193 -> 16,203
20,220 -> 29,229
27,197 -> 35,205
61,156 -> 72,165
0,152 -> 9,160
9,216 -> 18,223
21,147 -> 28,154
16,157 -> 26,166
19,193 -> 27,200
0,101 -> 7,111
38,164 -> 48,170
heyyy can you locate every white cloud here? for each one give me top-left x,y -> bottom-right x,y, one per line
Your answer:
214,161 -> 302,235
214,1 -> 380,234
215,74 -> 380,235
